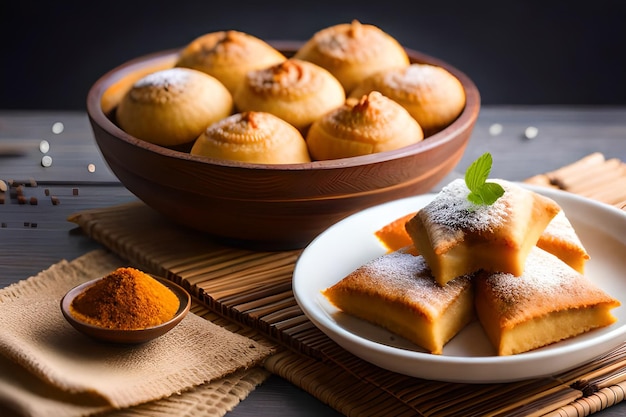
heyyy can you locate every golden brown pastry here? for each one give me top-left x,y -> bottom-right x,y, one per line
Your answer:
175,30 -> 286,95
190,111 -> 311,164
116,68 -> 233,147
536,210 -> 590,273
405,179 -> 561,286
305,91 -> 424,160
233,58 -> 345,134
294,20 -> 410,93
350,63 -> 466,136
322,246 -> 474,355
375,211 -> 417,252
475,246 -> 620,356
376,208 -> 589,273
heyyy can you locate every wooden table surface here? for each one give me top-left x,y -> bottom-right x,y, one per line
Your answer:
1,107 -> 625,416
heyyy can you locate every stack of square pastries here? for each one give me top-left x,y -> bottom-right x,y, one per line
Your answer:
322,179 -> 620,355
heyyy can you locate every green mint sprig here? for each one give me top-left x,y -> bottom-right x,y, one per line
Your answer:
464,152 -> 505,205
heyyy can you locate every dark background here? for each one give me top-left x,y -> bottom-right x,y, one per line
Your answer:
2,0 -> 625,110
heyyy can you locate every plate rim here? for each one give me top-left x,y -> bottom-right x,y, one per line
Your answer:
293,185 -> 626,383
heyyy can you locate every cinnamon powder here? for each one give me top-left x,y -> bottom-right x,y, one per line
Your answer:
70,267 -> 179,330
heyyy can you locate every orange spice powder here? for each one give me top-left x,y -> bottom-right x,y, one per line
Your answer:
70,267 -> 180,330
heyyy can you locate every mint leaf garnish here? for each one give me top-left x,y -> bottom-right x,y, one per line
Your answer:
465,152 -> 505,205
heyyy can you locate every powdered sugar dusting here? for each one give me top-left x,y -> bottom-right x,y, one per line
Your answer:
341,249 -> 471,318
422,178 -> 511,232
486,248 -> 572,302
481,247 -> 614,322
402,64 -> 438,85
134,68 -> 192,89
543,210 -> 583,245
382,64 -> 440,90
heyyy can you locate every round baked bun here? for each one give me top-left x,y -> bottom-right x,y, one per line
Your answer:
116,68 -> 233,147
349,63 -> 466,136
233,58 -> 345,134
306,91 -> 424,160
176,30 -> 286,94
190,111 -> 311,164
294,20 -> 410,93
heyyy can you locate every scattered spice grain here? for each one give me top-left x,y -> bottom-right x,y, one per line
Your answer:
70,267 -> 180,330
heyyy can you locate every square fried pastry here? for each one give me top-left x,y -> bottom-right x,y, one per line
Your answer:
536,210 -> 590,273
405,179 -> 561,286
321,247 -> 474,354
377,208 -> 589,274
475,246 -> 620,356
374,212 -> 416,252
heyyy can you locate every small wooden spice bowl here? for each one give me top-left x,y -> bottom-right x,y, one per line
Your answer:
60,276 -> 191,344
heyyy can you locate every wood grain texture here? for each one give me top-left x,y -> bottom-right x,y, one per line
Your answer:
85,46 -> 479,249
2,109 -> 626,416
67,196 -> 626,417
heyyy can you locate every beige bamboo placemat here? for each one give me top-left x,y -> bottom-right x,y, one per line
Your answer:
524,152 -> 626,209
68,153 -> 626,417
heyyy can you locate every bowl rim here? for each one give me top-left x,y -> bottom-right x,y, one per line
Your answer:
60,275 -> 191,344
86,40 -> 480,171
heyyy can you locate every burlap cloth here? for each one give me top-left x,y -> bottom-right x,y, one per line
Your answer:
2,153 -> 625,417
0,250 -> 274,417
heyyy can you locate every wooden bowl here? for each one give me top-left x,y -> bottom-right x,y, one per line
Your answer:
86,41 -> 480,250
61,276 -> 191,344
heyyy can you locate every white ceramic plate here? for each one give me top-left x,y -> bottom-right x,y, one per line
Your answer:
293,185 -> 626,383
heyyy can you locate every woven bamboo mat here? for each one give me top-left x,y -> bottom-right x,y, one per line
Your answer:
68,153 -> 626,417
524,152 -> 626,209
